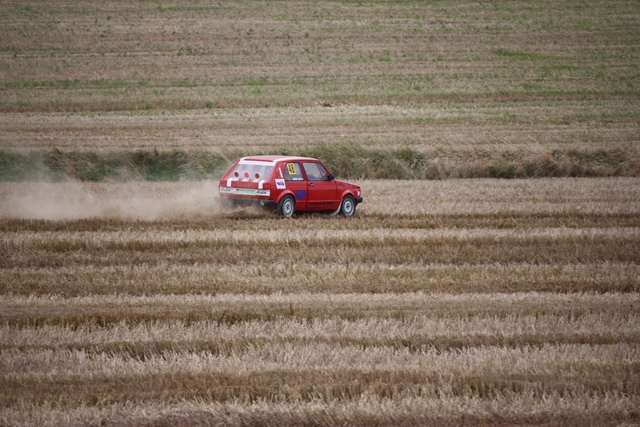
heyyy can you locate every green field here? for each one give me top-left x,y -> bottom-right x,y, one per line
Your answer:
1,0 -> 639,178
1,1 -> 639,426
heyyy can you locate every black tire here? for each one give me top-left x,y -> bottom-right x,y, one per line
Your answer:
278,195 -> 295,218
339,194 -> 356,217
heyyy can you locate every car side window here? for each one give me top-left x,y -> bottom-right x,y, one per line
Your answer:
303,162 -> 329,181
284,162 -> 304,181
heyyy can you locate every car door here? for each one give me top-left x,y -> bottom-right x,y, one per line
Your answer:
302,161 -> 338,210
280,161 -> 307,209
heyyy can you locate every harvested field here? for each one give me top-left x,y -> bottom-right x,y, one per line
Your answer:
1,0 -> 640,425
1,178 -> 639,426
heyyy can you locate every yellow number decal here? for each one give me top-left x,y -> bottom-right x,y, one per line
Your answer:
287,163 -> 297,175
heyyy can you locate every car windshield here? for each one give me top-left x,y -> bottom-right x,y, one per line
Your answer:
230,161 -> 274,180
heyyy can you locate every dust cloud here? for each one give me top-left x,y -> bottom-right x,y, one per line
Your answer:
0,181 -> 222,220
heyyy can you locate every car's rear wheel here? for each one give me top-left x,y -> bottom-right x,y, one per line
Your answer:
339,194 -> 356,217
278,195 -> 295,218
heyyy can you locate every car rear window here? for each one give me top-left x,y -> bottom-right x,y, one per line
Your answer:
231,162 -> 274,180
284,162 -> 304,181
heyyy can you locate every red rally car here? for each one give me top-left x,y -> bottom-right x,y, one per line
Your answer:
218,156 -> 363,218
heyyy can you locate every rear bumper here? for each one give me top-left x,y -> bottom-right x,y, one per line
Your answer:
219,196 -> 277,209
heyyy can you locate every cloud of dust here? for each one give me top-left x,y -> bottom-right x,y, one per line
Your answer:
0,180 -> 222,220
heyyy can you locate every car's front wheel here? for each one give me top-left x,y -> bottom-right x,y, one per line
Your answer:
339,194 -> 356,217
278,195 -> 295,218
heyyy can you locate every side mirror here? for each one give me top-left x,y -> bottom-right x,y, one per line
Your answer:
327,173 -> 335,181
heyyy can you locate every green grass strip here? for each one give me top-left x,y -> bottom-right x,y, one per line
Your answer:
1,143 -> 638,182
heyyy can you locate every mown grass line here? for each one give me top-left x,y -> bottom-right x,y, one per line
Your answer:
3,265 -> 637,296
2,90 -> 638,114
3,311 -> 637,354
71,406 -> 638,427
2,298 -> 635,328
3,235 -> 637,269
2,211 -> 639,232
3,332 -> 639,359
2,368 -> 637,408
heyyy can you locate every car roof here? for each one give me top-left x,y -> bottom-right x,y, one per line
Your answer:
241,155 -> 319,163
